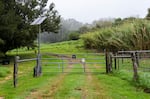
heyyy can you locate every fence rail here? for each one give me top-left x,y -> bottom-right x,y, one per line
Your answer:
17,58 -> 37,62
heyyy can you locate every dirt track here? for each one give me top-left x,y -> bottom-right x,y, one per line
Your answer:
26,54 -> 109,99
26,55 -> 74,99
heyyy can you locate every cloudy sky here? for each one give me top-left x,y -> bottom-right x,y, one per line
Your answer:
48,0 -> 150,23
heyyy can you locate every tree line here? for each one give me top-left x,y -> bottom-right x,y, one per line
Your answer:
40,18 -> 83,43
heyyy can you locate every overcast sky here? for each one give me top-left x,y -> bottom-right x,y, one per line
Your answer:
48,0 -> 150,23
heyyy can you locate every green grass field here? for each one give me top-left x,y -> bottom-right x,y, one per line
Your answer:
0,40 -> 150,99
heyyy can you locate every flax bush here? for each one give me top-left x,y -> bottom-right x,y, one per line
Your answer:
81,19 -> 150,51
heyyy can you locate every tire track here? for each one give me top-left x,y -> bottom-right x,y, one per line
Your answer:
82,64 -> 110,99
26,53 -> 110,99
26,54 -> 74,99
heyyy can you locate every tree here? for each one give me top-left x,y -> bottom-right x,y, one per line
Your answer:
42,3 -> 61,33
40,18 -> 83,43
0,0 -> 61,54
146,8 -> 150,20
113,18 -> 122,26
78,26 -> 90,33
69,32 -> 80,40
92,19 -> 113,29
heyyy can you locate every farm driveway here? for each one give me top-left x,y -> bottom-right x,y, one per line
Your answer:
26,55 -> 109,99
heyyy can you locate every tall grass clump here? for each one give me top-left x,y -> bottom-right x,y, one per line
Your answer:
81,19 -> 150,51
112,70 -> 133,81
137,72 -> 150,89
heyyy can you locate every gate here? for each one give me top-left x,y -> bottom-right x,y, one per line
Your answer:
13,53 -> 106,87
41,53 -> 106,73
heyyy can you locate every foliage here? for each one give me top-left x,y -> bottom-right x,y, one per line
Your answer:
42,3 -> 61,33
41,18 -> 83,43
81,19 -> 150,51
81,31 -> 98,49
113,18 -> 122,26
78,26 -> 91,33
146,8 -> 150,20
92,19 -> 113,29
69,32 -> 80,40
79,19 -> 114,34
0,0 -> 61,54
138,72 -> 150,88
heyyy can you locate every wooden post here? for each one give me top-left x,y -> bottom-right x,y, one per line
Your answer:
136,52 -> 140,67
13,56 -> 19,88
109,53 -> 113,72
118,58 -> 120,70
122,49 -> 124,64
114,53 -> 117,70
131,53 -> 139,82
105,50 -> 109,73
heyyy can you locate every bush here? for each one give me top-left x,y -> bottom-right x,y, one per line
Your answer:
80,32 -> 97,49
69,32 -> 80,40
81,19 -> 150,51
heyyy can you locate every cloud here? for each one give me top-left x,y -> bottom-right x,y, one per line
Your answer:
48,0 -> 150,23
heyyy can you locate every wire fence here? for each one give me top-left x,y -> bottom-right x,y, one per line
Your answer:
107,50 -> 150,82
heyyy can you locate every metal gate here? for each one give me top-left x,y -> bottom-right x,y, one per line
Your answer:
41,53 -> 106,73
13,53 -> 106,87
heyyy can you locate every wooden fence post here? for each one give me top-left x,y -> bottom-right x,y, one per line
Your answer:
135,52 -> 140,67
122,49 -> 124,64
114,53 -> 117,70
131,53 -> 139,82
105,50 -> 109,73
109,53 -> 113,72
118,58 -> 120,70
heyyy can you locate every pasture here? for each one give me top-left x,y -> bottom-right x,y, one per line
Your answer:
0,40 -> 150,99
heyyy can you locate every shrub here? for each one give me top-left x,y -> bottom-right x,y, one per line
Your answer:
69,32 -> 80,40
81,19 -> 150,51
80,32 -> 97,49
